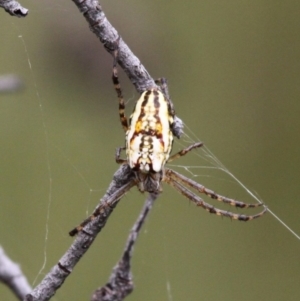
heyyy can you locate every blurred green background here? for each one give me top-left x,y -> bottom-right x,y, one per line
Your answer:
1,1 -> 300,300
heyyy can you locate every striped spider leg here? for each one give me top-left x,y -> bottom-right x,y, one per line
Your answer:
69,179 -> 135,236
163,168 -> 267,221
112,44 -> 129,133
155,77 -> 183,139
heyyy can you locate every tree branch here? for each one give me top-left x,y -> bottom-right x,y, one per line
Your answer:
0,0 -> 28,17
24,165 -> 136,301
91,193 -> 158,301
0,246 -> 32,300
71,0 -> 155,94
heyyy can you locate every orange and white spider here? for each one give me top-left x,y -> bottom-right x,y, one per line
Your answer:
69,46 -> 266,237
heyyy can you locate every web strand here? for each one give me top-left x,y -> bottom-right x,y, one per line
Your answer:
173,122 -> 300,241
17,32 -> 53,285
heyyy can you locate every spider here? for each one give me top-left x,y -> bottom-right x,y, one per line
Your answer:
69,45 -> 267,236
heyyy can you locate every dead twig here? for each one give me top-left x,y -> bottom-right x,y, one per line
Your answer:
0,246 -> 32,300
91,193 -> 158,301
0,0 -> 28,17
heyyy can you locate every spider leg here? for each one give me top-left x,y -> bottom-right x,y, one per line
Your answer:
164,174 -> 267,221
155,78 -> 184,139
112,41 -> 129,132
155,78 -> 171,104
115,147 -> 127,164
69,180 -> 135,236
165,168 -> 264,209
167,142 -> 203,163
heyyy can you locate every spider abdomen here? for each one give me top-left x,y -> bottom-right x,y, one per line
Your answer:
126,89 -> 174,173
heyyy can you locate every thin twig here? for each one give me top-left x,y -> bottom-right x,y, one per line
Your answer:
0,246 -> 32,300
91,193 -> 158,301
0,0 -> 28,17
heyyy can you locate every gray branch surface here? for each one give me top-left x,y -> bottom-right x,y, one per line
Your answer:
24,165 -> 136,301
72,0 -> 155,94
91,193 -> 158,301
71,0 -> 184,136
0,0 -> 28,17
0,246 -> 32,300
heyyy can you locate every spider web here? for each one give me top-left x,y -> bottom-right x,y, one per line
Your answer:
1,2 -> 300,301
172,122 -> 300,239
